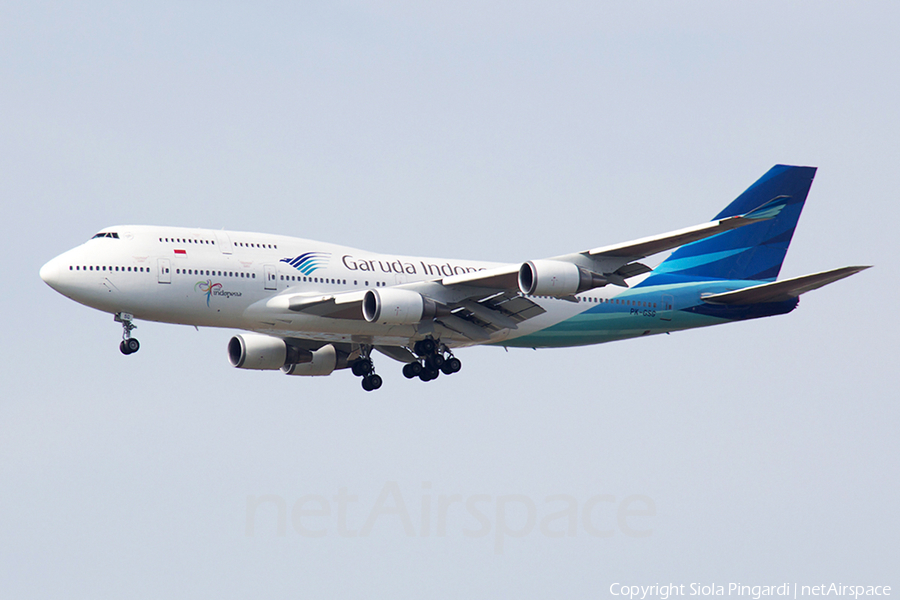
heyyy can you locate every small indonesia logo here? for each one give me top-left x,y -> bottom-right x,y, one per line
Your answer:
195,280 -> 222,307
280,252 -> 331,275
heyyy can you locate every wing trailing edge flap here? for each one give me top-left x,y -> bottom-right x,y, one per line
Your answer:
436,314 -> 492,341
439,291 -> 546,340
701,266 -> 871,305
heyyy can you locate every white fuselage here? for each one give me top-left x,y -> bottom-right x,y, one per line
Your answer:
40,225 -> 641,348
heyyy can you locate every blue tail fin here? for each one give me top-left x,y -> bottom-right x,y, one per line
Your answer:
654,165 -> 816,281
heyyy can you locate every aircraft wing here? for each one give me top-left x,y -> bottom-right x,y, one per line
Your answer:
583,194 -> 790,260
267,195 -> 794,341
263,281 -> 545,342
700,266 -> 871,305
552,193 -> 794,279
437,193 -> 794,293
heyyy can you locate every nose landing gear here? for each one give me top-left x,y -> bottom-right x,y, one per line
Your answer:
115,312 -> 140,355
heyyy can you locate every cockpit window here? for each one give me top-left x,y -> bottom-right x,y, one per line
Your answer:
91,232 -> 120,239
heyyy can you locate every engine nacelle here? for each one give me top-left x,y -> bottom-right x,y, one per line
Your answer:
228,333 -> 287,370
282,344 -> 337,376
518,260 -> 608,297
363,288 -> 445,325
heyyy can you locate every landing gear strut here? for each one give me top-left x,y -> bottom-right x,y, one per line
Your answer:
407,338 -> 461,382
350,345 -> 382,391
115,312 -> 140,355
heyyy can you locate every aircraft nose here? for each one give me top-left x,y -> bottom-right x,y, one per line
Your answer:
40,257 -> 62,289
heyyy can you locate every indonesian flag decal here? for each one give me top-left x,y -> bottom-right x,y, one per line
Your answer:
174,249 -> 187,255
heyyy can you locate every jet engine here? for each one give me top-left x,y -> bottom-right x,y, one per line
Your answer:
282,344 -> 337,376
362,288 -> 447,325
228,333 -> 288,370
518,260 -> 609,297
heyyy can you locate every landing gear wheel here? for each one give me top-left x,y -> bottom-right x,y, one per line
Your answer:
419,368 -> 439,382
414,338 -> 436,356
362,374 -> 382,391
440,357 -> 459,375
402,362 -> 423,379
425,353 -> 445,370
351,359 -> 372,377
120,338 -> 140,355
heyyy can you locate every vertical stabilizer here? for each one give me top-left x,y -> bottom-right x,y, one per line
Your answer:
653,165 -> 816,281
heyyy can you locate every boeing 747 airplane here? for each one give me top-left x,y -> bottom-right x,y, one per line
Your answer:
40,165 -> 869,391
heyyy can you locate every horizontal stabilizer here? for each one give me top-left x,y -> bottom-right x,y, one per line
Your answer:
701,266 -> 871,305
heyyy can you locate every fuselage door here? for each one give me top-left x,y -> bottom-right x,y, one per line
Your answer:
264,264 -> 277,290
215,231 -> 233,254
659,294 -> 674,321
158,258 -> 171,284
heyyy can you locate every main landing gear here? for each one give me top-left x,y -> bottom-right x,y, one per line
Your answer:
115,312 -> 140,355
403,338 -> 461,383
349,339 -> 462,391
350,346 -> 383,392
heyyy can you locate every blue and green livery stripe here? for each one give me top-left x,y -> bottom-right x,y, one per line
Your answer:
280,252 -> 331,275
